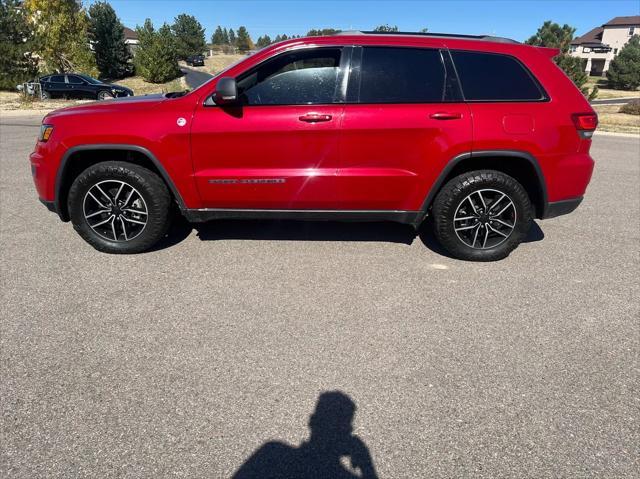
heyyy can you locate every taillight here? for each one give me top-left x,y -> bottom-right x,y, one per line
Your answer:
572,113 -> 598,138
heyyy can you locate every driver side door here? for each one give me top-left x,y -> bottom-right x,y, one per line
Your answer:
190,47 -> 348,210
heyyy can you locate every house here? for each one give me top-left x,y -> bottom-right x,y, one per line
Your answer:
123,27 -> 139,55
570,16 -> 639,76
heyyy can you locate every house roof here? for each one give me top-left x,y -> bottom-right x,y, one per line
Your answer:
123,27 -> 138,40
571,27 -> 603,45
603,16 -> 640,27
571,16 -> 639,45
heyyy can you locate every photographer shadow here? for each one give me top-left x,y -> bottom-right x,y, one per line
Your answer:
233,391 -> 378,479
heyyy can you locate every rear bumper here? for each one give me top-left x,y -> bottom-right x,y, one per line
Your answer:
542,197 -> 583,219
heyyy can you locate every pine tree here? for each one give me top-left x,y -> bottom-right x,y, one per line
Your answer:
607,35 -> 640,90
526,21 -> 594,98
134,19 -> 181,83
306,28 -> 341,36
0,0 -> 38,89
172,14 -> 206,60
274,34 -> 282,43
235,26 -> 253,52
211,25 -> 226,45
88,1 -> 132,80
228,28 -> 236,46
255,35 -> 272,48
222,28 -> 229,44
24,0 -> 97,75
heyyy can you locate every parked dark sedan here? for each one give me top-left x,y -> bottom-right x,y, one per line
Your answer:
39,74 -> 133,100
186,55 -> 205,66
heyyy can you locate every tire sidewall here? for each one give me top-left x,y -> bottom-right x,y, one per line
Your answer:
68,162 -> 170,254
433,171 -> 532,261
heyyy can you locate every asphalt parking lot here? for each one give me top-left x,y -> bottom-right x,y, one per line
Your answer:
1,114 -> 638,478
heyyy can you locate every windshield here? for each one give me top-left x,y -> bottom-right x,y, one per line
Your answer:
77,74 -> 102,84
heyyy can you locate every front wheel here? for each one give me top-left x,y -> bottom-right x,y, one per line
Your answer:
68,162 -> 172,254
431,170 -> 533,261
97,90 -> 114,100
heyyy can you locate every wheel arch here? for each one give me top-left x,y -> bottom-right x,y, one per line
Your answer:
54,144 -> 185,221
419,150 -> 548,221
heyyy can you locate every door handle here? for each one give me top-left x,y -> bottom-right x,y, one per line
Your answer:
299,113 -> 332,123
429,112 -> 463,120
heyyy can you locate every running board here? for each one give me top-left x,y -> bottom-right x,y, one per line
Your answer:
182,208 -> 423,225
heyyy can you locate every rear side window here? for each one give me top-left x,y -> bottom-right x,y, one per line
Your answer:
450,51 -> 545,101
50,75 -> 65,83
237,48 -> 342,105
357,47 -> 447,103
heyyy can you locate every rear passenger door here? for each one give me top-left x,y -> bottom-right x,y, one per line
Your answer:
338,46 -> 472,211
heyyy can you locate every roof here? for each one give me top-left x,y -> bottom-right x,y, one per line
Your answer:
123,27 -> 138,40
571,26 -> 603,45
603,16 -> 640,27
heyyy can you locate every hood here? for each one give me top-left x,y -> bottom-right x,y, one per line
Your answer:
45,93 -> 167,119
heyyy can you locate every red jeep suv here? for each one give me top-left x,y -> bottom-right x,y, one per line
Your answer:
30,32 -> 597,261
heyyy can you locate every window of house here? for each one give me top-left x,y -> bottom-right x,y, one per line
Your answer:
237,48 -> 342,105
450,50 -> 545,101
614,48 -> 618,54
583,47 -> 591,53
570,45 -> 577,52
629,27 -> 635,36
355,47 -> 447,103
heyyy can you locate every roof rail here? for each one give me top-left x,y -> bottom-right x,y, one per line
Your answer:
334,30 -> 519,44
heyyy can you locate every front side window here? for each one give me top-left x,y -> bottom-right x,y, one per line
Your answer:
450,50 -> 545,101
355,47 -> 448,103
237,48 -> 342,105
67,75 -> 83,84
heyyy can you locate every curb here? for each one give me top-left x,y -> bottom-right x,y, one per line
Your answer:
593,131 -> 640,138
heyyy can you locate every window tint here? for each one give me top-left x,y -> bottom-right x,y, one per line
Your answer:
237,49 -> 342,105
357,47 -> 446,103
50,75 -> 65,83
450,51 -> 544,101
67,75 -> 83,84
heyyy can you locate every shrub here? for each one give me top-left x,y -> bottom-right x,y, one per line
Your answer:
619,99 -> 640,115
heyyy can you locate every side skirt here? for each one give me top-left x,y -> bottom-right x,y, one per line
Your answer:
182,208 -> 422,226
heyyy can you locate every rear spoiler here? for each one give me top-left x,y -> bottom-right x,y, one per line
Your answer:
537,47 -> 561,59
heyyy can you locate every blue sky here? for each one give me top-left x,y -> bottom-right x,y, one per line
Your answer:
93,0 -> 640,42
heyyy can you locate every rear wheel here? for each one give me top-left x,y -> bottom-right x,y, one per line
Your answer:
67,162 -> 172,254
431,170 -> 533,261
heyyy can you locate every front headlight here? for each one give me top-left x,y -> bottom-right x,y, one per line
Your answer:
39,124 -> 54,142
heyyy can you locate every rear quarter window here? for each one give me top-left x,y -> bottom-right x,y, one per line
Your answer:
450,51 -> 545,101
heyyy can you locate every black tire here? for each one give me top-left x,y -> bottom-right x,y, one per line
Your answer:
431,170 -> 533,261
41,90 -> 51,100
67,161 -> 172,254
97,90 -> 113,100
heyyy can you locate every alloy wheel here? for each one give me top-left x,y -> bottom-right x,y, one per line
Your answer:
82,180 -> 148,242
453,188 -> 517,249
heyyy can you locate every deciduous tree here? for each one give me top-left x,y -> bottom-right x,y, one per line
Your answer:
24,0 -> 97,75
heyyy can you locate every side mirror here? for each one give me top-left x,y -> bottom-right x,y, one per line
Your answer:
213,77 -> 237,104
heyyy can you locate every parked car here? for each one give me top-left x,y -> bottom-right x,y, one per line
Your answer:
186,55 -> 205,67
30,32 -> 597,260
38,74 -> 133,100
